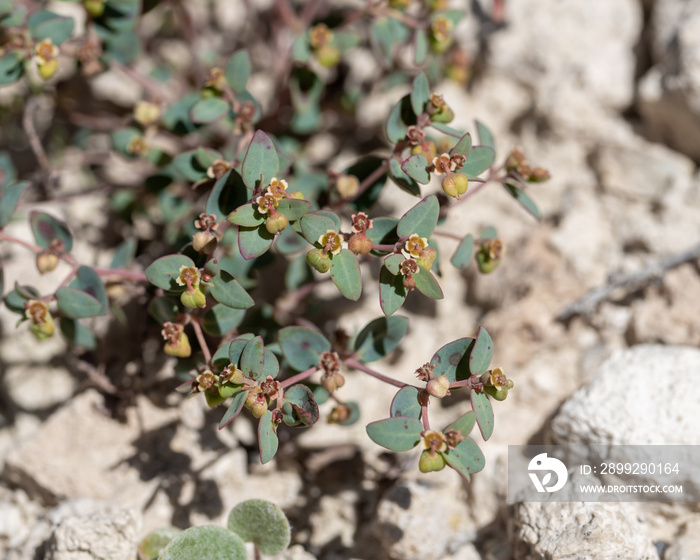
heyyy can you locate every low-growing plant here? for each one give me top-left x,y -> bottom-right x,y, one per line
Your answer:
0,0 -> 549,483
137,499 -> 291,560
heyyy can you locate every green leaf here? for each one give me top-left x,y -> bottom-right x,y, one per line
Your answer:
414,29 -> 428,65
228,203 -> 264,227
276,198 -> 310,222
225,50 -> 251,94
299,213 -> 336,245
0,51 -> 23,86
203,304 -> 246,336
292,33 -> 311,63
0,181 -> 29,227
354,316 -> 409,363
29,211 -> 73,252
137,527 -> 181,560
159,526 -> 246,560
207,170 -> 248,220
470,326 -> 493,375
330,249 -> 362,301
240,336 -> 265,381
444,438 -> 485,481
383,254 -> 404,275
190,97 -> 229,124
279,326 -> 330,371
401,154 -> 430,185
55,266 -> 108,319
414,266 -> 443,300
389,158 -> 421,196
238,225 -> 274,260
258,410 -> 279,464
397,195 -> 439,239
28,11 -> 74,45
444,411 -> 476,437
481,225 -> 498,239
450,234 -> 474,269
390,386 -> 421,418
331,31 -> 361,52
476,120 -> 496,153
366,417 -> 423,451
366,218 -> 399,251
145,255 -> 194,291
209,271 -> 254,309
111,127 -> 141,157
59,318 -> 97,350
227,500 -> 290,556
276,226 -> 307,255
262,347 -> 279,379
226,334 -> 255,366
281,384 -> 319,427
411,72 -> 430,115
173,150 -> 209,182
218,390 -> 247,429
371,17 -> 410,62
4,284 -> 38,314
461,146 -> 495,178
385,95 -> 415,144
471,391 -> 494,440
147,296 -> 178,324
429,122 -> 463,138
110,239 -> 137,269
450,132 -> 472,158
431,337 -> 474,382
285,254 -> 313,290
241,130 -> 279,191
504,183 -> 541,220
163,93 -> 200,134
379,266 -> 406,316
195,147 -> 220,169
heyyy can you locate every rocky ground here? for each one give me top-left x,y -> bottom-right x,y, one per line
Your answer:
2,0 -> 700,559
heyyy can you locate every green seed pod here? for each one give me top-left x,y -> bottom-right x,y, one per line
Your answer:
218,383 -> 239,399
251,400 -> 268,418
429,105 -> 455,123
441,175 -> 459,198
417,247 -> 437,271
84,0 -> 105,17
38,59 -> 58,80
348,233 -> 373,256
205,390 -> 226,408
426,375 -> 450,398
265,213 -> 289,234
316,44 -> 341,68
180,284 -> 207,308
418,450 -> 446,473
306,249 -> 331,273
483,385 -> 509,401
164,333 -> 192,358
36,252 -> 59,275
193,231 -> 217,254
476,250 -> 501,274
30,315 -> 55,340
453,173 -> 469,195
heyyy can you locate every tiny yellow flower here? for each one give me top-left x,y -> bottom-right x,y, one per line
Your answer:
423,430 -> 447,454
206,159 -> 231,180
267,177 -> 289,199
432,153 -> 453,175
402,233 -> 429,259
35,39 -> 59,65
176,265 -> 201,289
318,230 -> 343,255
255,193 -> 279,214
309,23 -> 333,49
25,300 -> 50,323
431,17 -> 453,43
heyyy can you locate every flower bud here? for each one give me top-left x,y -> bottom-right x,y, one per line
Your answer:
265,213 -> 289,234
306,249 -> 331,273
348,233 -> 373,256
36,252 -> 59,275
418,449 -> 446,473
164,332 -> 192,358
180,284 -> 207,308
192,231 -> 217,254
316,44 -> 341,68
426,375 -> 450,398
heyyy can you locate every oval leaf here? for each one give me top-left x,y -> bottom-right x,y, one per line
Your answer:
276,198 -> 311,222
413,266 -> 443,300
225,50 -> 251,94
397,195 -> 439,239
354,316 -> 409,363
281,384 -> 319,427
228,203 -> 264,227
241,130 -> 279,191
444,438 -> 485,481
29,211 -> 73,252
411,72 -> 429,116
240,336 -> 265,381
238,225 -> 274,260
450,132 -> 472,158
444,411 -> 476,437
190,97 -> 229,124
159,526 -> 246,560
218,390 -> 248,429
258,410 -> 279,464
401,154 -> 430,185
470,326 -> 493,375
389,158 -> 421,196
379,266 -> 406,316
431,337 -> 474,382
330,249 -> 361,301
504,183 -> 541,220
461,146 -> 495,178
300,213 -> 336,245
0,181 -> 29,228
279,326 -> 330,371
227,500 -> 290,556
450,234 -> 474,269
366,417 -> 423,452
203,304 -> 246,336
390,386 -> 421,419
145,255 -> 194,291
471,390 -> 494,440
28,11 -> 74,45
209,270 -> 254,309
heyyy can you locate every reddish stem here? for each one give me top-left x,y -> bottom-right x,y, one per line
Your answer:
344,358 -> 418,389
280,366 -> 318,389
